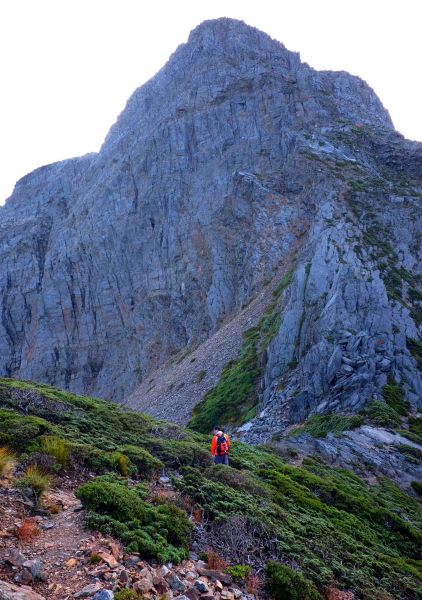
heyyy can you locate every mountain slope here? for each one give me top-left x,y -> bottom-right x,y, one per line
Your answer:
0,19 -> 421,439
1,377 -> 421,600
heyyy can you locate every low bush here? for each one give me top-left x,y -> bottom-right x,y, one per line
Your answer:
68,442 -> 114,473
396,444 -> 422,465
265,561 -> 322,600
0,447 -> 16,477
407,417 -> 422,444
0,409 -> 55,452
204,464 -> 269,498
76,478 -> 147,522
77,477 -> 192,564
111,451 -> 131,477
117,444 -> 163,477
140,437 -> 210,468
225,564 -> 251,582
114,591 -> 141,600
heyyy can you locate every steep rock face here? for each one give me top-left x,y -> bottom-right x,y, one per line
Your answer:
239,127 -> 422,443
0,19 -> 420,430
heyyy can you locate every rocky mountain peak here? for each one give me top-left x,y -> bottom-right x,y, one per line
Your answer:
0,20 -> 420,442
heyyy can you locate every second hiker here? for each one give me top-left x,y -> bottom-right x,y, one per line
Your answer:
211,427 -> 230,465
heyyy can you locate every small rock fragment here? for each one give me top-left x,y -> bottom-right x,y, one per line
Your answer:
74,582 -> 103,598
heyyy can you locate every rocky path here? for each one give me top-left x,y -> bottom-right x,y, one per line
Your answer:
0,479 -> 255,600
0,481 -> 96,599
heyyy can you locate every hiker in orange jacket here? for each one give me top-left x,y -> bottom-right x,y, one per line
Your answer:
211,426 -> 230,465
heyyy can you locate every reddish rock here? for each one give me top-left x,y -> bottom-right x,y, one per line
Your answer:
184,586 -> 200,600
99,553 -> 119,569
153,576 -> 169,594
133,577 -> 154,594
0,580 -> 46,600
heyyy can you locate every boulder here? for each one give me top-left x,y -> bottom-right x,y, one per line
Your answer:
74,583 -> 103,598
0,581 -> 46,600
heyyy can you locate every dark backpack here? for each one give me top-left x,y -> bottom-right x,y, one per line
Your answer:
216,435 -> 228,456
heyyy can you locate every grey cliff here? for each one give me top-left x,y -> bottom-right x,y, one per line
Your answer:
0,19 -> 420,444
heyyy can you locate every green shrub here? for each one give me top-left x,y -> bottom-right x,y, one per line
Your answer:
0,409 -> 55,452
396,444 -> 422,465
140,437 -> 210,468
265,561 -> 322,600
407,337 -> 422,370
288,413 -> 363,438
76,479 -> 147,522
411,481 -> 422,496
382,380 -> 409,416
41,436 -> 69,468
205,464 -> 268,498
114,591 -> 141,600
408,417 -> 422,444
68,442 -> 114,472
225,564 -> 250,582
365,400 -> 401,428
77,477 -> 192,564
111,451 -> 130,476
118,444 -> 163,477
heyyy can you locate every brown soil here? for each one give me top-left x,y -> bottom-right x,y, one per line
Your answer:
0,477 -> 107,600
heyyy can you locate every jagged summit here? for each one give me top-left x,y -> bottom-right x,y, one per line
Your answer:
102,17 -> 392,156
0,20 -> 420,441
186,17 -> 287,53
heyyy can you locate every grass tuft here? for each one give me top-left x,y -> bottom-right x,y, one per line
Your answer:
0,447 -> 16,477
18,465 -> 50,502
288,413 -> 363,438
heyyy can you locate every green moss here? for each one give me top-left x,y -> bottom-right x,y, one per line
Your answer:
364,400 -> 401,429
382,379 -> 409,416
225,564 -> 251,582
188,328 -> 260,433
288,414 -> 364,439
265,561 -> 323,600
188,270 -> 295,433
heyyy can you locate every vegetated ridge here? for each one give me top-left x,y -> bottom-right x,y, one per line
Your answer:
0,377 -> 421,600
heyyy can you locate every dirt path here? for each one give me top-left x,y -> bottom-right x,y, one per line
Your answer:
0,480 -> 104,599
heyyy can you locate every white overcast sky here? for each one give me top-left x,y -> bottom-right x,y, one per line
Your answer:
1,0 -> 421,204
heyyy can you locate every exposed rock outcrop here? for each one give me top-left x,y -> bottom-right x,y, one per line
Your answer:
0,19 -> 420,439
